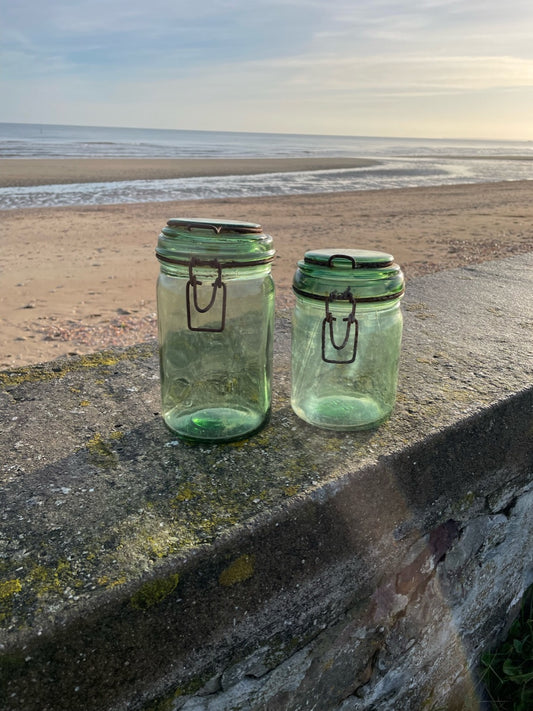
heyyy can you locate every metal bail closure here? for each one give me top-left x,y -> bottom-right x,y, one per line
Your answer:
321,292 -> 358,364
186,258 -> 227,332
327,254 -> 357,269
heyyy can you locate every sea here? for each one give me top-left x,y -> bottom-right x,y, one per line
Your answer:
1,122 -> 532,210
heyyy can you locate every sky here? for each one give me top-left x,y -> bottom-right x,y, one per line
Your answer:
1,0 -> 533,140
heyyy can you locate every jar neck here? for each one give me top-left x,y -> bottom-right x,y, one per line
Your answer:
159,260 -> 272,280
294,291 -> 403,312
293,286 -> 404,305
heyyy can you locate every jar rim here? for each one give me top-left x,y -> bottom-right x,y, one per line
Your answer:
156,217 -> 275,265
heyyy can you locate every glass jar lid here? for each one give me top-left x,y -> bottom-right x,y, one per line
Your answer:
156,218 -> 275,266
293,248 -> 404,302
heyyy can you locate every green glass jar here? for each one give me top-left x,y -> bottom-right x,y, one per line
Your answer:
156,218 -> 275,443
291,249 -> 404,431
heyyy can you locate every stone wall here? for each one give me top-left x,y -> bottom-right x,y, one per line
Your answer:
1,254 -> 532,711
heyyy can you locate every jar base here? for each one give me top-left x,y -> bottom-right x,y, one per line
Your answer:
163,405 -> 269,443
291,394 -> 392,431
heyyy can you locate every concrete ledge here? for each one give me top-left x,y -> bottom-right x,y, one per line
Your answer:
1,254 -> 532,710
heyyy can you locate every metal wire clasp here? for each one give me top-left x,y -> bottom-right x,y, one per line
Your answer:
321,291 -> 358,364
186,258 -> 227,332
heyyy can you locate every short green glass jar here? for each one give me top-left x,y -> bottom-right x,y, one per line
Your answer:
156,218 -> 275,443
291,249 -> 404,431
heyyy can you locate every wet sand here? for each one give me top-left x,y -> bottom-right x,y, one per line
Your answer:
0,157 -> 376,187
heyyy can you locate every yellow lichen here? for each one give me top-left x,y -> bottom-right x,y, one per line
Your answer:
146,532 -> 180,559
85,432 -> 118,467
283,485 -> 299,497
171,483 -> 200,504
0,344 -> 153,388
87,432 -> 106,451
27,560 -> 81,596
97,575 -> 127,589
79,353 -> 120,368
319,438 -> 341,453
0,579 -> 22,600
227,439 -> 248,449
219,554 -> 255,587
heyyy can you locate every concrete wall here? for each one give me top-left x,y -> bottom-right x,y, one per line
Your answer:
1,254 -> 532,711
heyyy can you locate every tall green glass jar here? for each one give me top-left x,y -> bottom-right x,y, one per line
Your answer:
156,218 -> 275,443
291,249 -> 404,431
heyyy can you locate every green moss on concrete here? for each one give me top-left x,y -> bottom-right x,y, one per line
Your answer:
0,652 -> 27,676
143,676 -> 208,710
219,554 -> 255,587
130,573 -> 180,610
450,490 -> 480,518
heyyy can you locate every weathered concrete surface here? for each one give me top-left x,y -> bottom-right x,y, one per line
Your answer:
0,254 -> 532,711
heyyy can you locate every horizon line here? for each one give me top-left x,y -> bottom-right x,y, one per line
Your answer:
1,120 -> 531,145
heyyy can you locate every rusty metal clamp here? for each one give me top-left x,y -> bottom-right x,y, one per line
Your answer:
186,258 -> 227,332
321,292 -> 358,364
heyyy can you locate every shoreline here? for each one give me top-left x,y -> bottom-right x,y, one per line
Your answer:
1,177 -> 532,369
0,157 -> 378,188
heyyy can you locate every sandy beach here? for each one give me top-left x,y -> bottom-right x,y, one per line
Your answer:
1,158 -> 532,368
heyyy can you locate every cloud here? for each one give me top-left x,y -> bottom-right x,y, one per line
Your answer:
268,53 -> 533,93
312,0 -> 533,51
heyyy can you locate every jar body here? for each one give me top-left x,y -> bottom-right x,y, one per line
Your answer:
157,262 -> 274,442
291,294 -> 403,430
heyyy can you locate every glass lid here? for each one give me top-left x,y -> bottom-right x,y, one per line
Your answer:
294,248 -> 404,301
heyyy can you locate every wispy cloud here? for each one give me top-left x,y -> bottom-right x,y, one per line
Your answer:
266,53 -> 533,92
